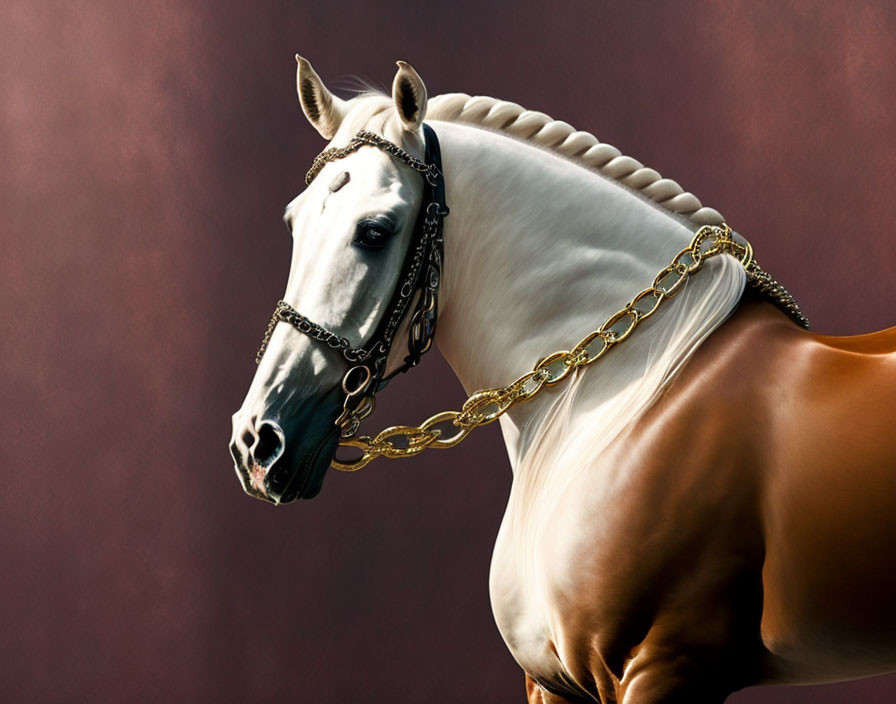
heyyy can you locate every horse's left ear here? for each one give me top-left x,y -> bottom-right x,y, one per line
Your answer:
392,61 -> 428,131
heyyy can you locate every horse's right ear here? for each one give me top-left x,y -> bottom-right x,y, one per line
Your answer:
296,55 -> 347,140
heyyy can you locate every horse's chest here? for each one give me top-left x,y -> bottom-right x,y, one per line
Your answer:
487,457 -> 695,690
488,482 -> 617,685
488,522 -> 557,680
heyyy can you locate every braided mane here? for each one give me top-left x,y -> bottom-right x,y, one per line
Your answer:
341,89 -> 725,226
425,93 -> 724,227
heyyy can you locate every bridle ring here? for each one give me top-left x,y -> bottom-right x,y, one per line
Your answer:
342,365 -> 373,397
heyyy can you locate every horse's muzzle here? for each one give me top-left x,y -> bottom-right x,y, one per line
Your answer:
229,386 -> 343,504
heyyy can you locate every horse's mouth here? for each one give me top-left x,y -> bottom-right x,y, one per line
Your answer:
249,463 -> 269,494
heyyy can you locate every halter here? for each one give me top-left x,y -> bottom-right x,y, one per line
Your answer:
256,124 -> 449,438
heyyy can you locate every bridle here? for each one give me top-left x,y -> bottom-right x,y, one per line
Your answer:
255,124 -> 450,439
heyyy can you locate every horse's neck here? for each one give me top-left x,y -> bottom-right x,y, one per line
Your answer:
432,121 -> 744,476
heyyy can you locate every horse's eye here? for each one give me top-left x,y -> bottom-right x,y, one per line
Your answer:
353,220 -> 392,251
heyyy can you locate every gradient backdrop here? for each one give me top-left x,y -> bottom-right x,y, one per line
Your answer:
3,1 -> 895,702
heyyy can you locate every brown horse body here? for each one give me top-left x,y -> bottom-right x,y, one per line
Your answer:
230,58 -> 896,704
522,294 -> 896,703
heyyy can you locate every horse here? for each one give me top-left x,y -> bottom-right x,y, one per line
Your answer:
229,57 -> 896,703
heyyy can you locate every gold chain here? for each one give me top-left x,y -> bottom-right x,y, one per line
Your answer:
332,224 -> 754,471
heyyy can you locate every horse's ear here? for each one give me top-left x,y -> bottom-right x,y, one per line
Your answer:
296,55 -> 346,140
392,61 -> 427,131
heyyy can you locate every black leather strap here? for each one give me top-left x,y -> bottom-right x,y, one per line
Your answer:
379,123 -> 449,384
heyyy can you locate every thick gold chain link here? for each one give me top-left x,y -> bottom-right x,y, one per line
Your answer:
332,224 -> 753,471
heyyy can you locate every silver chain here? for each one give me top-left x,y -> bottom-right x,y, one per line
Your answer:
305,130 -> 439,186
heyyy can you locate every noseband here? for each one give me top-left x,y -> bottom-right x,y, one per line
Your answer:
255,124 -> 449,438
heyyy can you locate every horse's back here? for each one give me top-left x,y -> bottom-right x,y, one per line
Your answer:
811,320 -> 896,355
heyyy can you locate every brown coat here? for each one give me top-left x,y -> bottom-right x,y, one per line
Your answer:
525,294 -> 896,703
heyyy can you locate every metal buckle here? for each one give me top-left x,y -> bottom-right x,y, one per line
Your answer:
425,164 -> 441,187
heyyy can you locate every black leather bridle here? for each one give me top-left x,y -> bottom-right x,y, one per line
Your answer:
255,123 -> 449,438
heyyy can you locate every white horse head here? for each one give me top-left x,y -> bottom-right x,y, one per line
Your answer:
230,58 -> 435,503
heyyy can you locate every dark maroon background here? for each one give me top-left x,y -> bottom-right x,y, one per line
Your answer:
2,1 -> 895,702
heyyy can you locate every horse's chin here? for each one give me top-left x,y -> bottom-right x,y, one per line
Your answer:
237,385 -> 344,505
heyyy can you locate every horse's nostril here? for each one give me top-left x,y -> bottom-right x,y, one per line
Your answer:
252,420 -> 286,468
